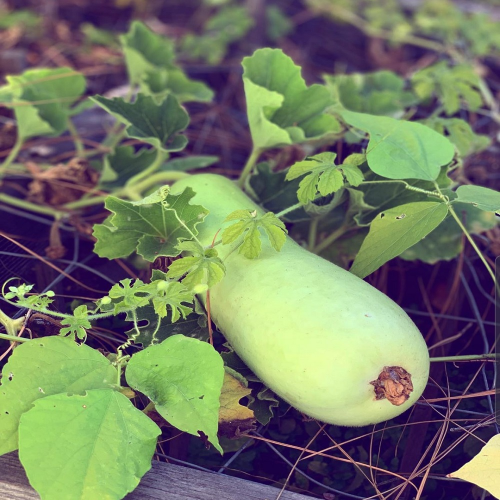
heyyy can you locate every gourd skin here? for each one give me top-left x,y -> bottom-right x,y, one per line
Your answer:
171,174 -> 430,426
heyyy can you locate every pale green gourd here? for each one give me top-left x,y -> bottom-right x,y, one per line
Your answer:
171,174 -> 430,426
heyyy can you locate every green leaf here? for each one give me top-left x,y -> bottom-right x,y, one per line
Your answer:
286,152 -> 364,204
324,70 -> 418,116
350,201 -> 449,278
422,117 -> 490,157
161,155 -> 218,172
91,93 -> 189,152
59,305 -> 91,340
242,48 -> 340,150
106,278 -> 151,314
148,280 -> 194,322
93,187 -> 208,261
167,242 -> 226,290
221,210 -> 287,259
99,146 -> 156,190
412,62 -> 482,115
0,336 -> 116,455
249,162 -> 308,222
0,67 -> 86,139
19,389 -> 160,500
340,110 -> 455,181
454,186 -> 500,213
120,20 -> 212,102
125,335 -> 224,453
401,203 -> 498,263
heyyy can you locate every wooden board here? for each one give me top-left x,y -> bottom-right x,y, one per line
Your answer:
0,452 -> 315,500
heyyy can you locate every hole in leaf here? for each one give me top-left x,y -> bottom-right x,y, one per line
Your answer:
8,373 -> 13,381
380,213 -> 385,219
395,214 -> 406,220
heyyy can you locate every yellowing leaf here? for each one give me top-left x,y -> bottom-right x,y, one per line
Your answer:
218,371 -> 255,439
448,434 -> 500,499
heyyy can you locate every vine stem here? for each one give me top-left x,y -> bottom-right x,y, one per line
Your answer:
430,353 -> 497,362
0,193 -> 66,218
66,118 -> 85,157
125,149 -> 169,189
0,332 -> 29,343
308,218 -> 319,251
62,171 -> 191,210
0,136 -> 24,178
274,201 -> 304,219
237,148 -> 261,188
313,225 -> 350,254
432,182 -> 495,285
0,309 -> 26,339
447,204 -> 496,283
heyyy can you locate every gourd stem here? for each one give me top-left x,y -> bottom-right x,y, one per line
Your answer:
237,148 -> 261,188
430,353 -> 497,362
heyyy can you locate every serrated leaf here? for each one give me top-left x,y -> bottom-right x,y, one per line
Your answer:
221,220 -> 249,245
242,48 -> 340,151
150,280 -> 194,322
286,152 -> 362,204
224,209 -> 256,222
91,93 -> 189,152
340,110 -> 455,181
0,337 -> 116,455
0,67 -> 86,139
448,434 -> 500,499
455,185 -> 500,213
222,210 -> 287,259
350,201 -> 449,278
59,305 -> 91,340
240,224 -> 262,259
125,335 -> 224,453
19,389 -> 160,500
340,164 -> 364,186
93,187 -> 208,261
167,250 -> 226,290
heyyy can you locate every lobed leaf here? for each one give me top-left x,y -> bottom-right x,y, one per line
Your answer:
93,187 -> 208,261
91,93 -> 189,153
242,48 -> 340,151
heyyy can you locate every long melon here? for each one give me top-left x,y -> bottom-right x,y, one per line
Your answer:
171,174 -> 429,426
